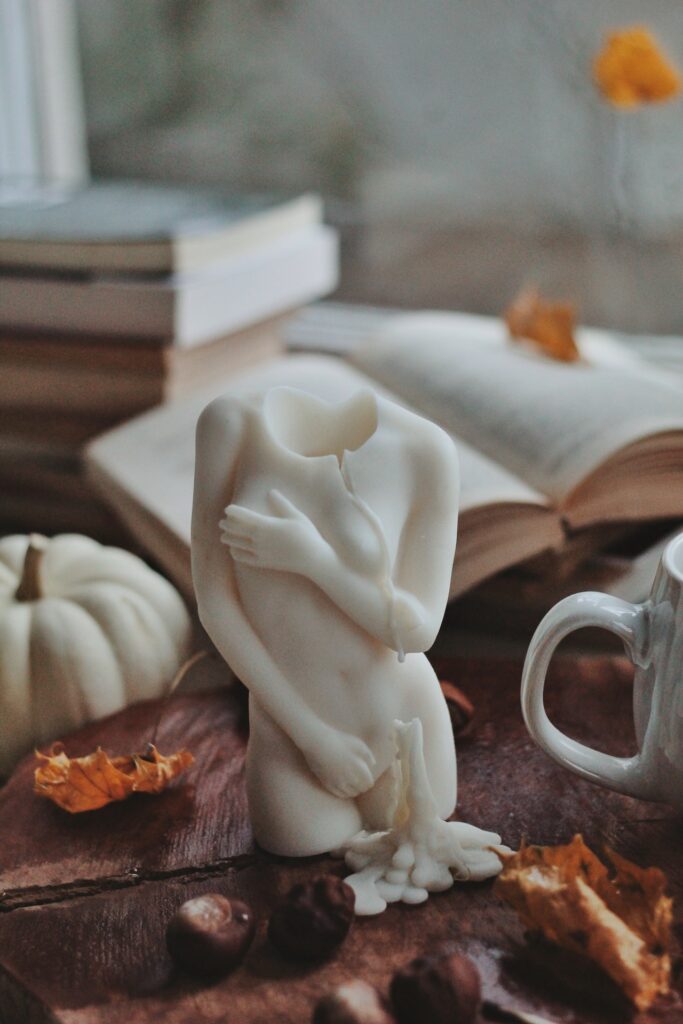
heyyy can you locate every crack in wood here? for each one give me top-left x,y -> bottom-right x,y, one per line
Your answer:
0,853 -> 258,913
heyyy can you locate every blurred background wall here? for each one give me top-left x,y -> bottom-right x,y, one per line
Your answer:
76,0 -> 683,331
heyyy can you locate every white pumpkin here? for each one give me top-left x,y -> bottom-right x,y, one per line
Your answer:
0,533 -> 193,777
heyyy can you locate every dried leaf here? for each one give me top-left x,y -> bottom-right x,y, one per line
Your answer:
594,27 -> 681,108
34,743 -> 194,813
495,835 -> 672,1011
504,287 -> 580,363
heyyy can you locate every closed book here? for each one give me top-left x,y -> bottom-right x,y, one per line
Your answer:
0,225 -> 338,347
0,182 -> 321,273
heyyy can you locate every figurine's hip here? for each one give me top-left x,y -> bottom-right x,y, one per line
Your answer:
246,697 -> 364,856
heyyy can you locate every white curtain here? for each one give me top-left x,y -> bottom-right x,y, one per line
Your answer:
0,0 -> 88,194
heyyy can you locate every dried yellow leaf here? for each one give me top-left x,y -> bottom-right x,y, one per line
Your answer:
594,27 -> 681,108
504,287 -> 580,363
34,742 -> 194,813
495,835 -> 672,1011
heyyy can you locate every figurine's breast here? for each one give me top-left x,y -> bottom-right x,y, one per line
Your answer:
235,407 -> 403,580
321,466 -> 390,578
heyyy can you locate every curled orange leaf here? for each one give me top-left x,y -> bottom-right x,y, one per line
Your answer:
34,743 -> 194,813
504,287 -> 580,363
495,835 -> 672,1011
594,27 -> 681,108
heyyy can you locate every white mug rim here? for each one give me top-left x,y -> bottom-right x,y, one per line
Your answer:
662,530 -> 683,584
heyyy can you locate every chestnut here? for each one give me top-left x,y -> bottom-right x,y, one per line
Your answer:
313,979 -> 396,1023
166,892 -> 255,978
390,950 -> 481,1024
269,875 -> 355,962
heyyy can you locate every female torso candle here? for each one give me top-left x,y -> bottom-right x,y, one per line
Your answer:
192,382 -> 505,890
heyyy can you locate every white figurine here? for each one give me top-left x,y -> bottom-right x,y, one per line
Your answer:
192,384 -> 505,902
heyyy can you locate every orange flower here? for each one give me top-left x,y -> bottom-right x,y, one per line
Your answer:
594,26 -> 681,108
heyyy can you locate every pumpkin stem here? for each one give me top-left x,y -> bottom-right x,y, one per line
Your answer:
15,534 -> 48,602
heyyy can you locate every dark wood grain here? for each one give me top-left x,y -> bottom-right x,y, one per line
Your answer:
1,655 -> 682,1024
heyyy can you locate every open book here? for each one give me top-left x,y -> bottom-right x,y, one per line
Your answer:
353,312 -> 683,530
86,311 -> 683,602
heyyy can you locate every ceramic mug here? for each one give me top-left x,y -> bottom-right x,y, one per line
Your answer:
521,531 -> 683,805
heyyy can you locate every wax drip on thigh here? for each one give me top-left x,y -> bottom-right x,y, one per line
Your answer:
340,457 -> 405,662
343,718 -> 510,916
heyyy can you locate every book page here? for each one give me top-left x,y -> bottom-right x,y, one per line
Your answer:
352,312 -> 683,504
611,329 -> 683,382
455,439 -> 544,513
87,354 -> 548,555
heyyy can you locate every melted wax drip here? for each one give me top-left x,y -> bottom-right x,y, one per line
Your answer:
343,718 -> 509,916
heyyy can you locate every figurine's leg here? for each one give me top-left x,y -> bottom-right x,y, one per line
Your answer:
398,654 -> 457,819
246,700 -> 362,857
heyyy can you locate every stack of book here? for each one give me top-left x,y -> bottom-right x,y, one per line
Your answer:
0,181 -> 338,539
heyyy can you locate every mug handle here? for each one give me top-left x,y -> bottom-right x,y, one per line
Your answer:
521,591 -> 650,798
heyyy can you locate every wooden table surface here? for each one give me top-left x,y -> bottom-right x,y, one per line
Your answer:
1,654 -> 681,1024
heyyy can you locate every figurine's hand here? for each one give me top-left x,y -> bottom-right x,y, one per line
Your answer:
220,491 -> 330,574
301,725 -> 377,800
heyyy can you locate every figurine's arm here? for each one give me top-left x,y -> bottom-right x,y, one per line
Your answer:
192,398 -> 376,799
306,423 -> 458,654
307,542 -> 426,649
391,421 -> 459,652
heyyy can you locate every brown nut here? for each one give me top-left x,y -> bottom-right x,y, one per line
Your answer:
390,951 -> 481,1024
313,979 -> 396,1024
269,875 -> 355,962
440,681 -> 475,736
166,893 -> 255,978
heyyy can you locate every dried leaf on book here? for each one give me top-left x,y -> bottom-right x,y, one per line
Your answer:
495,835 -> 672,1010
34,743 -> 194,813
593,26 -> 681,108
504,287 -> 580,363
